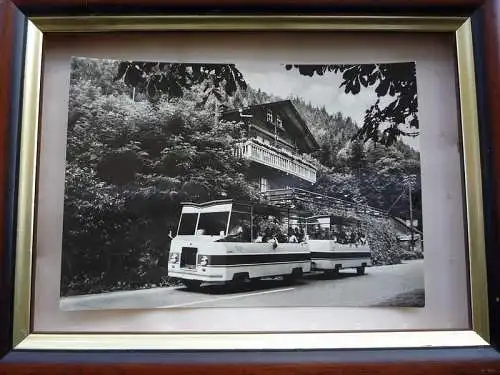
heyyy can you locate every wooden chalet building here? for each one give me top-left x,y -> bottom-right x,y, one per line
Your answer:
221,100 -> 319,194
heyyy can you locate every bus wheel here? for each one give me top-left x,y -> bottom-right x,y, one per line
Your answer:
284,268 -> 303,283
182,280 -> 202,290
232,272 -> 250,283
324,269 -> 339,278
356,266 -> 366,275
230,273 -> 250,289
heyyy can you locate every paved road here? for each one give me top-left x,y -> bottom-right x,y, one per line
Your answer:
60,259 -> 424,311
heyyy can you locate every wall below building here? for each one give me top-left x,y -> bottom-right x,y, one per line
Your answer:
246,163 -> 313,193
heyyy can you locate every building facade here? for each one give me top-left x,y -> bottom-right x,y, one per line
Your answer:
221,100 -> 319,195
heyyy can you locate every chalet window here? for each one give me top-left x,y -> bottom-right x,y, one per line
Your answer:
267,110 -> 273,123
276,116 -> 283,129
260,177 -> 269,192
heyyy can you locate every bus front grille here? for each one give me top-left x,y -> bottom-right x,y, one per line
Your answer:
181,247 -> 198,269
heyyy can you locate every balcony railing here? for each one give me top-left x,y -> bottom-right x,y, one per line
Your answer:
235,139 -> 317,184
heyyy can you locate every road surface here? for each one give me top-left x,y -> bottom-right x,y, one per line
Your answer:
60,259 -> 424,311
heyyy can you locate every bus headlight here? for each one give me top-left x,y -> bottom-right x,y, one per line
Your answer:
199,255 -> 208,266
169,253 -> 179,263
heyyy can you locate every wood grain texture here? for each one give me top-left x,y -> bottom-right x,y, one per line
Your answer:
1,0 -> 500,373
2,355 -> 500,375
0,0 -> 16,359
482,0 -> 500,349
13,0 -> 483,5
8,0 -> 484,14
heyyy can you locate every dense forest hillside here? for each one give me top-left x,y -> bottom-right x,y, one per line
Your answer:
61,58 -> 422,296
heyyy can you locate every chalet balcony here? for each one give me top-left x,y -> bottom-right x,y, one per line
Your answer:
235,138 -> 317,184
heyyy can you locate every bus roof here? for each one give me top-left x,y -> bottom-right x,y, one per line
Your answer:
180,199 -> 302,216
180,199 -> 233,208
306,214 -> 362,224
179,200 -> 364,223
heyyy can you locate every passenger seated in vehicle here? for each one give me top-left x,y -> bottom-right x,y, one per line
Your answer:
254,232 -> 264,242
262,228 -> 279,248
297,227 -> 306,242
288,227 -> 298,243
262,228 -> 272,243
225,224 -> 252,242
330,231 -> 338,242
229,225 -> 243,236
337,231 -> 347,244
268,236 -> 278,248
348,231 -> 356,246
241,225 -> 252,242
276,231 -> 288,244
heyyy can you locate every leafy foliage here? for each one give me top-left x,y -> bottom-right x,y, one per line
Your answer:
118,61 -> 418,146
61,58 -> 257,296
285,63 -> 419,146
114,61 -> 247,104
365,218 -> 403,265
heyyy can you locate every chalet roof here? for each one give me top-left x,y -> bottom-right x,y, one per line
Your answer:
222,100 -> 320,152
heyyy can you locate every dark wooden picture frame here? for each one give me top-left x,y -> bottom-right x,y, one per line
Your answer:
1,0 -> 500,373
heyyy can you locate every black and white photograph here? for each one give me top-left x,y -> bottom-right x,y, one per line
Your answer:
59,56 -> 423,311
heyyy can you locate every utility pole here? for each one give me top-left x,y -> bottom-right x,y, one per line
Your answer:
214,97 -> 219,127
403,175 -> 416,252
408,180 -> 414,252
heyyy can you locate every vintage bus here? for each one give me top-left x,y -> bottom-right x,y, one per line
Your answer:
167,200 -> 311,290
303,214 -> 371,275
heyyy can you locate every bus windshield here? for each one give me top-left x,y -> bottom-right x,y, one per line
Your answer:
196,211 -> 230,236
178,213 -> 198,235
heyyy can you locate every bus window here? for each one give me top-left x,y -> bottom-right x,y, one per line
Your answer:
227,211 -> 252,242
197,212 -> 230,236
333,221 -> 365,245
306,223 -> 322,240
253,214 -> 288,243
178,213 -> 198,235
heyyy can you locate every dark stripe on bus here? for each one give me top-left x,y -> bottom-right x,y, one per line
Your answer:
310,252 -> 371,259
207,261 -> 310,268
206,253 -> 310,266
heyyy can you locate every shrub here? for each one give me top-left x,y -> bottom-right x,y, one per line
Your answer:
366,218 -> 404,265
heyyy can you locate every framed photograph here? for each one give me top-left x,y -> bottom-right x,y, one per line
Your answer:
1,0 -> 500,373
